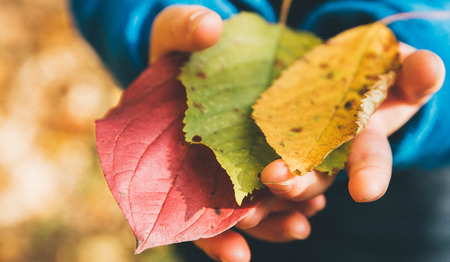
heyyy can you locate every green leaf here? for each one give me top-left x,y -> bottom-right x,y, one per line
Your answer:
179,12 -> 321,204
314,142 -> 351,175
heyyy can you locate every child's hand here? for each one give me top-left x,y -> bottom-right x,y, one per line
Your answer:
150,5 -> 222,63
346,45 -> 445,202
260,45 -> 445,204
194,47 -> 445,262
150,6 -> 445,261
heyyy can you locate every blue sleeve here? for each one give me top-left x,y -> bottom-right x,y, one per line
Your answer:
70,0 -> 276,87
300,0 -> 450,170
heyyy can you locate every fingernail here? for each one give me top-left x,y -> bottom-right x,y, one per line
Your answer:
264,181 -> 292,194
287,225 -> 309,240
432,53 -> 444,87
189,10 -> 213,33
356,192 -> 383,203
288,232 -> 308,240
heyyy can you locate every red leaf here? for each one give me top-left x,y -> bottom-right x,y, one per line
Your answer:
95,54 -> 266,253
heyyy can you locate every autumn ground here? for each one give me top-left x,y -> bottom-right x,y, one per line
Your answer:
0,0 -> 184,261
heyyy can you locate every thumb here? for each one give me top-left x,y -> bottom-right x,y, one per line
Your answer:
395,49 -> 445,105
150,5 -> 222,63
376,47 -> 446,135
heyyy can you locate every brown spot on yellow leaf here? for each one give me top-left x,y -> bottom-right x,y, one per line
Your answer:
344,99 -> 357,110
366,75 -> 381,81
358,85 -> 370,96
366,52 -> 377,59
325,72 -> 334,79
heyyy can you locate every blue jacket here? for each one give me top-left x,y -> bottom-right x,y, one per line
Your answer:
70,0 -> 450,171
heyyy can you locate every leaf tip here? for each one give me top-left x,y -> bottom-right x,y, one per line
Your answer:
134,237 -> 146,255
235,191 -> 247,206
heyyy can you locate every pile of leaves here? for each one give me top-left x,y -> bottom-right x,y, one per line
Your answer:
96,13 -> 399,253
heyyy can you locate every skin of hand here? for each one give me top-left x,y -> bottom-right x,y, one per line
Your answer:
151,5 -> 446,262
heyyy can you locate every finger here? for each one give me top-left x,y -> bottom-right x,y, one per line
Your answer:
150,5 -> 222,63
236,194 -> 276,229
396,49 -> 445,104
261,159 -> 335,202
377,48 -> 445,135
242,211 -> 311,242
194,230 -> 250,262
346,116 -> 392,202
270,194 -> 327,217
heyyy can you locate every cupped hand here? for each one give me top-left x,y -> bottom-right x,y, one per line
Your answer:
346,44 -> 445,202
210,45 -> 445,262
150,5 -> 446,261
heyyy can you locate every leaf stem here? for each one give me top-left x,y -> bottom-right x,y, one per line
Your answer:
379,10 -> 450,25
280,0 -> 293,25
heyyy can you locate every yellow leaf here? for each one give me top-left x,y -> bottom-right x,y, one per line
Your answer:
252,22 -> 400,175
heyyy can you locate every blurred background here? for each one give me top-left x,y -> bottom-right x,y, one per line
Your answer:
0,0 -> 184,261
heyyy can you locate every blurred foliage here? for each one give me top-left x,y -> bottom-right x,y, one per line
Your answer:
0,0 -> 185,261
